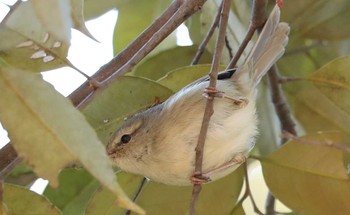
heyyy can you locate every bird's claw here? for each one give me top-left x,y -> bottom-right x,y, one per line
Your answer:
191,174 -> 211,185
203,87 -> 248,108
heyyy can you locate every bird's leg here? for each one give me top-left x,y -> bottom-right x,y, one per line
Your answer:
203,152 -> 246,177
203,87 -> 248,108
191,173 -> 212,185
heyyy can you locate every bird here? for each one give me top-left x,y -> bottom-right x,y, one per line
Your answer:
106,5 -> 290,186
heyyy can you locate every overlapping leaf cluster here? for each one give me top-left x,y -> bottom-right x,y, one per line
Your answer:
1,0 -> 350,215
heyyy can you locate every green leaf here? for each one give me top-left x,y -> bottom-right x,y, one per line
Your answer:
113,0 -> 175,56
282,0 -> 350,40
31,0 -> 72,44
0,1 -> 70,72
293,57 -> 350,141
44,168 -> 99,215
157,64 -> 212,91
4,184 -> 61,215
71,0 -> 97,41
85,172 -> 145,215
261,132 -> 350,215
308,56 -> 350,115
136,167 -> 244,214
82,76 -> 174,144
231,201 -> 246,215
0,66 -> 143,214
86,167 -> 244,215
295,87 -> 350,139
83,0 -> 118,20
132,46 -> 212,80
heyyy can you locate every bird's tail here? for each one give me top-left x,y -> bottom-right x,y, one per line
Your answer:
232,5 -> 290,92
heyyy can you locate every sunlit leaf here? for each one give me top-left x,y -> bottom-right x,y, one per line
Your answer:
261,132 -> 350,215
44,169 -> 99,215
71,0 -> 97,41
86,167 -> 244,215
113,0 -> 175,56
0,66 -> 143,214
3,184 -> 61,215
0,1 -> 70,72
82,76 -> 174,144
282,0 -> 350,40
132,46 -> 212,80
31,0 -> 72,44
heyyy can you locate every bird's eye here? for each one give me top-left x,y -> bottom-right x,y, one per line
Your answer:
120,134 -> 131,144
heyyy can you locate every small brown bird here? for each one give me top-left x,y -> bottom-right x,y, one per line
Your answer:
107,5 -> 289,186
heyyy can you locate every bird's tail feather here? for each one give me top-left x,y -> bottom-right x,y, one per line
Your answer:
232,5 -> 290,90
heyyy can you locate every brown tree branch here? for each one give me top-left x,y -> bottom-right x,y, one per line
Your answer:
68,0 -> 184,107
191,2 -> 222,65
0,144 -> 21,179
268,65 -> 297,139
226,0 -> 266,70
71,0 -> 207,109
189,0 -> 232,214
0,179 -> 4,214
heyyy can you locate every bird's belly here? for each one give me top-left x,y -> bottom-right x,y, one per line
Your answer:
201,99 -> 258,181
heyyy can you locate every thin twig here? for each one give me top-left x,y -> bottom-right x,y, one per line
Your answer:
265,192 -> 276,215
268,65 -> 297,140
224,35 -> 233,59
235,163 -> 263,214
124,177 -> 148,215
191,2 -> 222,65
243,163 -> 264,215
189,0 -> 232,214
279,76 -> 304,84
0,0 -> 21,29
226,0 -> 266,70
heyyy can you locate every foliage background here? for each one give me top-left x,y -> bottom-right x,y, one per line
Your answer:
1,0 -> 350,214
